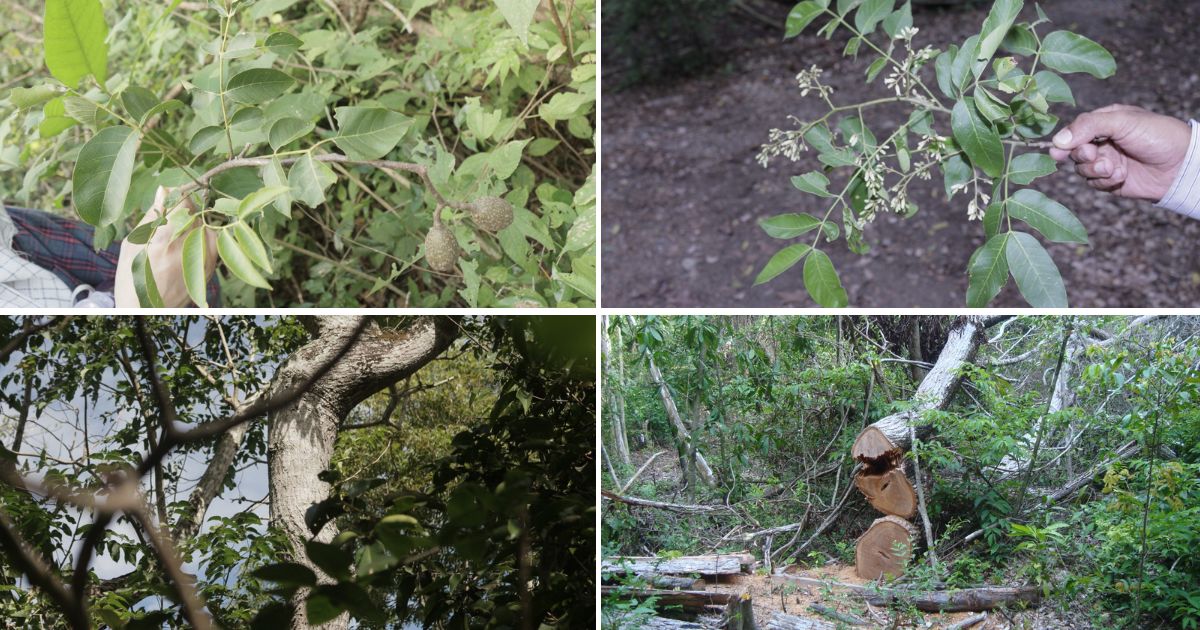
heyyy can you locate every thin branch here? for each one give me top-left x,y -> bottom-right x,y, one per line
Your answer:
175,153 -> 470,210
0,511 -> 86,629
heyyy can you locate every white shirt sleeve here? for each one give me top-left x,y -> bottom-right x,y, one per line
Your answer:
1155,119 -> 1200,219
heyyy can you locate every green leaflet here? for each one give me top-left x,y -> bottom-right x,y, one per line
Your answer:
217,229 -> 271,289
786,1 -> 826,38
43,0 -> 109,87
1006,189 -> 1088,244
755,244 -> 811,285
976,0 -> 1022,65
182,228 -> 209,308
1039,31 -> 1116,79
1033,70 -> 1075,106
232,222 -> 273,272
226,68 -> 295,104
131,248 -> 165,308
287,154 -> 336,207
881,1 -> 912,39
1007,153 -> 1057,185
803,249 -> 848,307
332,107 -> 412,160
791,171 -> 834,198
967,232 -> 1009,307
268,117 -> 314,150
493,0 -> 541,44
854,0 -> 894,35
1006,231 -> 1067,307
72,126 -> 140,227
10,85 -> 59,109
951,98 -> 1004,178
760,213 -> 823,239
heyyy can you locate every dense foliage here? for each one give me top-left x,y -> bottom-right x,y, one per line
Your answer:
602,315 -> 1200,628
0,0 -> 596,307
757,1 -> 1113,307
0,315 -> 595,628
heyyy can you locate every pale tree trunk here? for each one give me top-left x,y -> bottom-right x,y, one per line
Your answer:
647,356 -> 715,486
266,316 -> 458,629
602,316 -> 631,466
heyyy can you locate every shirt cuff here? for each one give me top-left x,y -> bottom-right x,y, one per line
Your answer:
1155,119 -> 1200,219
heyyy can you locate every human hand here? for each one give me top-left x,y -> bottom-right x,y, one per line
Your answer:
114,187 -> 217,307
1049,104 -> 1191,201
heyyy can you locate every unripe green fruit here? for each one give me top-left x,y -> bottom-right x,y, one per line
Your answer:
468,196 -> 514,233
424,224 -> 458,273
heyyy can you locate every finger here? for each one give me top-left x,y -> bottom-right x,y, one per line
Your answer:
1076,158 -> 1113,179
1093,103 -> 1142,114
1070,143 -> 1098,163
1052,109 -> 1137,151
1050,147 -> 1071,162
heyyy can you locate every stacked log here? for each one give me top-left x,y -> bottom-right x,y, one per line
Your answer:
848,317 -> 985,580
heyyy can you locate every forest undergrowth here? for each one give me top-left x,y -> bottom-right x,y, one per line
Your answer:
601,315 -> 1200,629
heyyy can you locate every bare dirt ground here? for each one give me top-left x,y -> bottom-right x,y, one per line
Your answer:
601,0 -> 1200,307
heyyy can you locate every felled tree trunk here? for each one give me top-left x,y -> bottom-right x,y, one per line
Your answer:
267,316 -> 458,629
602,553 -> 754,576
850,317 -> 985,580
647,355 -> 716,486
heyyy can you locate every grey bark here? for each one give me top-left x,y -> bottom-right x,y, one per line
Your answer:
267,316 -> 458,629
602,316 -> 632,466
647,355 -> 716,486
602,554 -> 753,575
862,317 -> 985,452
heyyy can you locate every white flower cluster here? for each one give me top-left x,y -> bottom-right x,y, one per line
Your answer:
795,64 -> 834,99
757,117 -> 809,166
883,29 -> 937,97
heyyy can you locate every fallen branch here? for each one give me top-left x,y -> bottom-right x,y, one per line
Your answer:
945,612 -> 987,629
621,450 -> 667,493
601,489 -> 730,514
602,553 -> 753,576
765,613 -> 834,630
808,603 -> 870,626
773,574 -> 1040,612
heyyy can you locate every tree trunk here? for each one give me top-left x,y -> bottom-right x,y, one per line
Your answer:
603,316 -> 632,466
647,355 -> 715,486
765,614 -> 834,630
602,553 -> 754,576
848,317 -> 985,580
267,316 -> 458,629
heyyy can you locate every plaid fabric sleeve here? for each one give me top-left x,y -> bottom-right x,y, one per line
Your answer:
5,207 -> 221,305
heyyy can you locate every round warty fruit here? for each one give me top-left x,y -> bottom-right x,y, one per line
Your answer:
424,224 -> 458,273
468,196 -> 514,233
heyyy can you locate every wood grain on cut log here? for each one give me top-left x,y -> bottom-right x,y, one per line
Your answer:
855,515 -> 917,580
854,468 -> 916,518
602,554 -> 753,576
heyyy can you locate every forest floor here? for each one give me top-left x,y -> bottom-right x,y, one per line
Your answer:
606,450 -> 1098,629
601,0 -> 1200,307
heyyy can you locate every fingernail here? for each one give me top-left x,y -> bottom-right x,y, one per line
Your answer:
1053,129 -> 1072,147
1096,159 -> 1110,176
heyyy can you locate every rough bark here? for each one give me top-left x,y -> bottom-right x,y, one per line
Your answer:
643,618 -> 705,629
772,575 -> 1041,612
599,586 -> 740,613
602,554 -> 753,576
851,316 -> 985,463
647,355 -> 716,486
267,316 -> 458,629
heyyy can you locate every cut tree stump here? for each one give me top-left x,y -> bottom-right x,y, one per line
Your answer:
602,553 -> 753,576
854,468 -> 916,518
855,515 -> 917,580
764,613 -> 834,630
